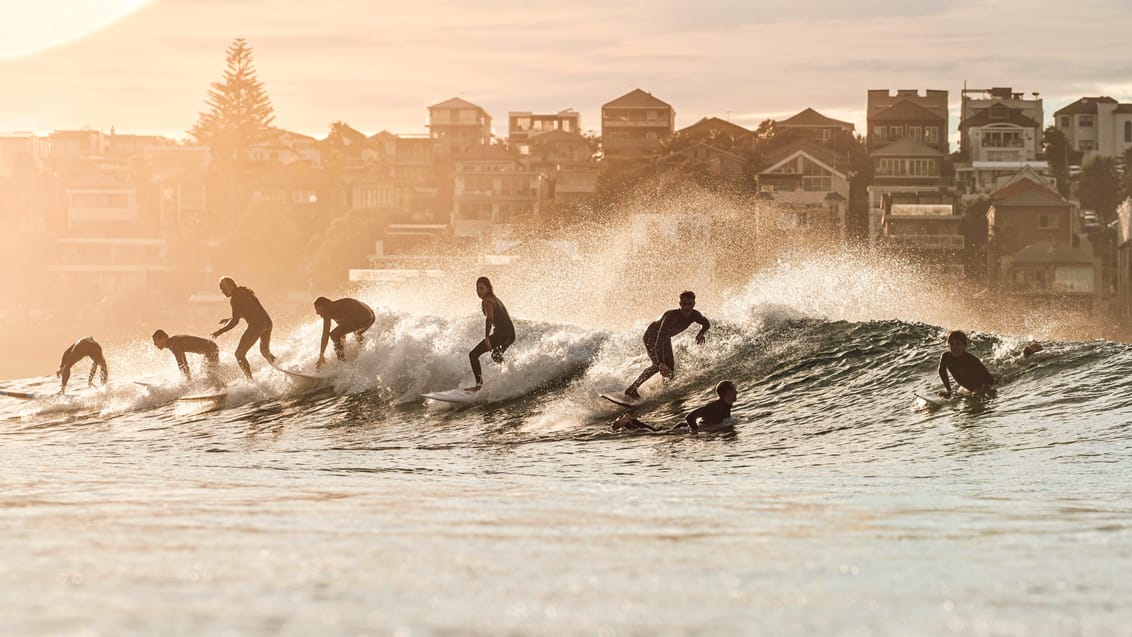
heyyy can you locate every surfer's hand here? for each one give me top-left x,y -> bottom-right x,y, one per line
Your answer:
217,318 -> 228,325
210,330 -> 221,339
316,356 -> 326,369
695,333 -> 705,345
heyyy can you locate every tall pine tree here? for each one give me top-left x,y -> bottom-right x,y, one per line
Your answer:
190,38 -> 275,162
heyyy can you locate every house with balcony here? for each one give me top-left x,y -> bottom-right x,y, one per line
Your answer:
865,89 -> 950,245
363,131 -> 444,224
1054,96 -> 1132,162
508,110 -> 581,155
247,129 -> 321,166
601,89 -> 674,162
451,146 -> 544,238
525,129 -> 599,209
985,169 -> 1098,306
755,140 -> 850,245
881,203 -> 965,274
954,88 -> 1048,198
429,97 -> 492,155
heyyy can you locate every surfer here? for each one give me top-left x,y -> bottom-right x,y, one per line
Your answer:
211,276 -> 276,379
466,276 -> 515,391
314,296 -> 376,368
623,291 -> 710,399
152,330 -> 220,382
939,330 -> 995,398
612,380 -> 738,434
57,336 -> 108,394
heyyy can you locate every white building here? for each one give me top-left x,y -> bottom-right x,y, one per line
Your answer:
1054,97 -> 1132,162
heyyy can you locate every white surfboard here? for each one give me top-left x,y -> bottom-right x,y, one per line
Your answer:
421,388 -> 481,404
271,361 -> 333,382
176,391 -> 228,402
599,392 -> 645,409
914,392 -> 950,408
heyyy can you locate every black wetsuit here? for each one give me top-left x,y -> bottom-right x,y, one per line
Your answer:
469,295 -> 515,386
165,335 -> 220,381
59,336 -> 107,392
684,399 -> 732,433
628,308 -> 710,392
319,298 -> 376,361
216,286 -> 275,378
939,351 -> 995,394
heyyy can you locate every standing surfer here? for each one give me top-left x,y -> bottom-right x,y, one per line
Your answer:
211,276 -> 276,379
624,291 -> 710,399
466,276 -> 515,391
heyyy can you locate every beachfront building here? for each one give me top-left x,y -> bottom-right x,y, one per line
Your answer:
865,89 -> 950,245
755,140 -> 850,245
776,108 -> 855,146
246,129 -> 321,166
525,129 -> 599,209
451,145 -> 544,238
955,94 -> 1049,198
675,117 -> 752,149
429,97 -> 492,155
601,89 -> 675,162
508,110 -> 581,155
1053,97 -> 1132,163
880,203 -> 965,275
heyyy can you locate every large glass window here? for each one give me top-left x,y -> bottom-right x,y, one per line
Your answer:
1079,115 -> 1094,128
1125,121 -> 1131,143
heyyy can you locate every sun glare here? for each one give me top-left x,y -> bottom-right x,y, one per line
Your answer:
0,0 -> 152,60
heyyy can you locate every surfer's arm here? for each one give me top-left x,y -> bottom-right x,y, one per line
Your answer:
938,353 -> 952,396
694,312 -> 710,344
318,317 -> 332,360
174,350 -> 191,380
482,299 -> 495,347
683,406 -> 706,433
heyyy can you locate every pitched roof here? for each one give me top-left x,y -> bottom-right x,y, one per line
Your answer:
1006,241 -> 1094,265
960,104 -> 1040,129
869,137 -> 944,157
659,141 -> 745,164
994,188 -> 1069,208
603,89 -> 672,110
677,117 -> 751,139
429,96 -> 486,111
759,140 -> 844,175
529,129 -> 587,144
1054,96 -> 1118,116
871,99 -> 946,123
778,107 -> 854,129
992,168 -> 1064,202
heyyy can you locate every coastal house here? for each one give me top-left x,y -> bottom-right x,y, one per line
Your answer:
429,97 -> 492,155
451,145 -> 544,238
955,88 -> 1049,198
508,109 -> 581,154
675,117 -> 752,150
755,140 -> 849,244
776,107 -> 855,147
1054,96 -> 1132,162
880,203 -> 965,275
601,89 -> 674,162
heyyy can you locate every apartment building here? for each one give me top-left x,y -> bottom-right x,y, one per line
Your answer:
1054,96 -> 1132,162
601,89 -> 674,162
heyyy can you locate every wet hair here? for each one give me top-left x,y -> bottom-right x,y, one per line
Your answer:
679,291 -> 695,302
476,276 -> 493,294
716,380 -> 737,398
314,296 -> 331,309
152,329 -> 168,340
947,330 -> 968,345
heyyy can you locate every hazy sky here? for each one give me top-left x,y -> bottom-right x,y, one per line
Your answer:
3,0 -> 1131,140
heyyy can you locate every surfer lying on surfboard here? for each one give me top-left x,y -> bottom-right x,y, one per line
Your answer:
938,330 -> 994,398
612,380 -> 737,434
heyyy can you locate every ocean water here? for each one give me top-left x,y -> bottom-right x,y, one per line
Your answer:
3,263 -> 1132,636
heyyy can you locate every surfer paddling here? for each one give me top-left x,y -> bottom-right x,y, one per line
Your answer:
57,336 -> 108,394
211,276 -> 276,379
152,330 -> 220,382
938,330 -> 995,398
313,296 -> 376,368
466,276 -> 515,392
623,291 -> 710,399
612,380 -> 738,434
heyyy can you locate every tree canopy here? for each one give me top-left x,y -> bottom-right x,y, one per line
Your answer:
189,38 -> 275,161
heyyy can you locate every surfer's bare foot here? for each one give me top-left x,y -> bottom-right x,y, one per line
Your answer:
462,385 -> 482,392
624,387 -> 640,400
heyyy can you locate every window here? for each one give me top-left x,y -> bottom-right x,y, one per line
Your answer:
924,127 -> 939,144
1079,140 -> 1095,151
909,126 -> 922,142
1038,213 -> 1052,229
515,117 -> 530,131
1125,121 -> 1131,143
821,128 -> 832,141
873,126 -> 886,140
888,125 -> 904,139
803,176 -> 832,191
1060,116 -> 1070,128
1079,115 -> 1094,128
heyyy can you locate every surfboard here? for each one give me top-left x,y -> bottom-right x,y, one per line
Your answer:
599,392 -> 645,409
0,389 -> 42,400
176,391 -> 228,402
914,392 -> 950,408
271,361 -> 333,381
421,388 -> 481,404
